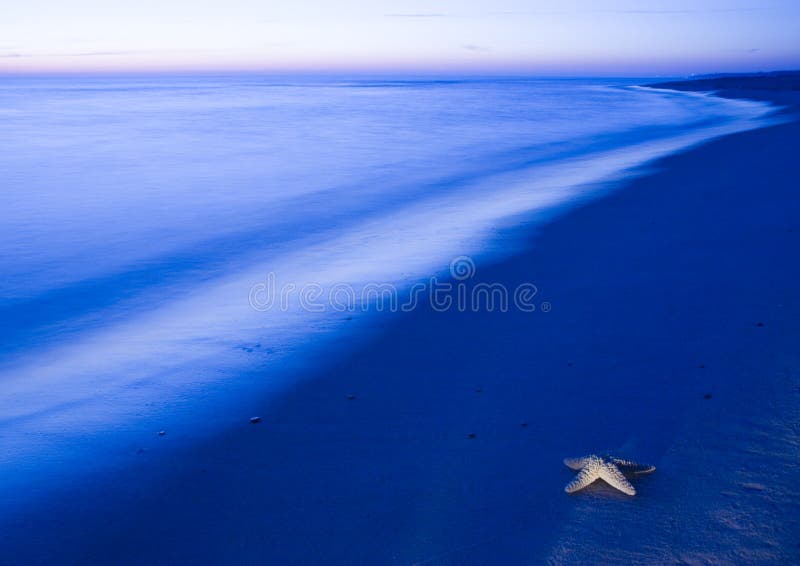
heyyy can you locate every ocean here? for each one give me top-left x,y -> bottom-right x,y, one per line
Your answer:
0,75 -> 773,500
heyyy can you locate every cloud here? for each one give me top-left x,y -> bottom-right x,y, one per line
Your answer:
69,50 -> 138,57
384,13 -> 452,19
0,51 -> 137,59
490,7 -> 768,16
605,7 -> 767,14
0,50 -> 137,58
462,44 -> 490,53
0,45 -> 283,60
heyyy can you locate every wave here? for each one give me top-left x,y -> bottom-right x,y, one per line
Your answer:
0,78 -> 778,499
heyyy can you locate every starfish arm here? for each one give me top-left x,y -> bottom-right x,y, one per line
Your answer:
563,457 -> 591,471
564,466 -> 600,493
598,463 -> 637,495
611,458 -> 656,475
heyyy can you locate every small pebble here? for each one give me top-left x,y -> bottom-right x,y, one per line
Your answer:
468,433 -> 476,439
756,322 -> 765,327
520,422 -> 528,428
158,431 -> 166,436
475,388 -> 483,393
250,417 -> 262,424
347,395 -> 357,400
703,393 -> 713,400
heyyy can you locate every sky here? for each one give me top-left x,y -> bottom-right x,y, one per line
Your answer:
1,0 -> 799,75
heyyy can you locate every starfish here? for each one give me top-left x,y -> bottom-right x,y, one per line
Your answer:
563,455 -> 655,496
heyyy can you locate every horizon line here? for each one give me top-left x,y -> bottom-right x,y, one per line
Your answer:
0,66 -> 797,80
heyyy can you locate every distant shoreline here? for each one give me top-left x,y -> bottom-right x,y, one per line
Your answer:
647,71 -> 800,111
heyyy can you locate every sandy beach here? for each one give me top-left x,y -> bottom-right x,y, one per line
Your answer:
2,78 -> 799,564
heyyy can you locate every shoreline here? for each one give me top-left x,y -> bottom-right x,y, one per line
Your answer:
3,81 -> 800,563
649,72 -> 800,113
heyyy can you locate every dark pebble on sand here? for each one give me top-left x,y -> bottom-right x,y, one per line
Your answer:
347,395 -> 357,400
756,322 -> 765,327
704,393 -> 713,400
468,433 -> 476,439
250,417 -> 262,424
158,431 -> 166,436
475,388 -> 483,393
567,362 -> 574,367
520,422 -> 528,427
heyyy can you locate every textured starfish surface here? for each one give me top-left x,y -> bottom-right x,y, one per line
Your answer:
563,455 -> 656,496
